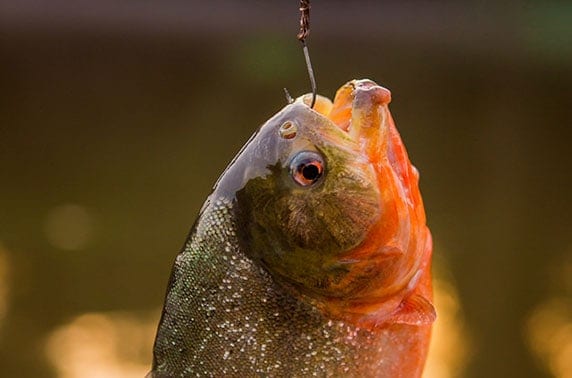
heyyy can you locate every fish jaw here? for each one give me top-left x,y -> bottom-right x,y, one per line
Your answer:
298,80 -> 395,174
296,79 -> 435,329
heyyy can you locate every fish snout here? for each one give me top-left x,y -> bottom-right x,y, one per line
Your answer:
325,79 -> 392,142
351,79 -> 392,114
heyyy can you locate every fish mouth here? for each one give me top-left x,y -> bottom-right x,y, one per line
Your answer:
298,79 -> 392,148
295,81 -> 425,317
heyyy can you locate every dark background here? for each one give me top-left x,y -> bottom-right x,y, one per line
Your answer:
1,1 -> 571,377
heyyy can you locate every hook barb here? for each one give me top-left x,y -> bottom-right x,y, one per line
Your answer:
283,88 -> 294,104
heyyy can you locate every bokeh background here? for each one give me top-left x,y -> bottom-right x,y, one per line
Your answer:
1,1 -> 571,377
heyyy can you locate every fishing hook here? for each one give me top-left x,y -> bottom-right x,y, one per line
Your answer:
283,88 -> 295,104
284,0 -> 317,108
298,0 -> 317,109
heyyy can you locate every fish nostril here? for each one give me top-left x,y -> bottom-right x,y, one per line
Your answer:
279,121 -> 298,140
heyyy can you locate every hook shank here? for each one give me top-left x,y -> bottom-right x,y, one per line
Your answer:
302,42 -> 317,109
297,0 -> 316,109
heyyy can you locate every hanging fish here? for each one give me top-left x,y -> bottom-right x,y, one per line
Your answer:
148,79 -> 435,377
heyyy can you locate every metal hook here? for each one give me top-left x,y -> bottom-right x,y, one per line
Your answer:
283,0 -> 317,108
283,88 -> 295,104
297,0 -> 317,109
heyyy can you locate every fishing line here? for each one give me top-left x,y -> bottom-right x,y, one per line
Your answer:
284,0 -> 317,108
298,0 -> 317,109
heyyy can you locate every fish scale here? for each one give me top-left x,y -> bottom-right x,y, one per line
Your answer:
151,199 -> 426,377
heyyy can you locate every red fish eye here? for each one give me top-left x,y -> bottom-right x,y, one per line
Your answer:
289,151 -> 325,186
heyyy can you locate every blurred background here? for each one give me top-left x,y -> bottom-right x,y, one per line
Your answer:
1,1 -> 571,377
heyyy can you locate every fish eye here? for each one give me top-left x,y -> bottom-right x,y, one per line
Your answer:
289,151 -> 325,187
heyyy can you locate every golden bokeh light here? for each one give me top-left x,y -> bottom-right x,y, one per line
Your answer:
526,256 -> 572,378
44,311 -> 159,378
42,278 -> 470,377
424,277 -> 471,378
44,204 -> 94,251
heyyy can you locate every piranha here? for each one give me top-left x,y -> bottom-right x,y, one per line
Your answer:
149,79 -> 435,377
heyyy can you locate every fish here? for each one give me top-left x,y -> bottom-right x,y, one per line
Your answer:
149,79 -> 435,377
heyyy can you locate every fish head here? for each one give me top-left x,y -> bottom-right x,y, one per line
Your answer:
216,79 -> 434,327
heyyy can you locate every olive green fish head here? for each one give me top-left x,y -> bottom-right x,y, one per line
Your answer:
211,79 -> 433,327
213,91 -> 381,304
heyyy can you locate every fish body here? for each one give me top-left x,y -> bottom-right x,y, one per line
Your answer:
150,79 -> 435,377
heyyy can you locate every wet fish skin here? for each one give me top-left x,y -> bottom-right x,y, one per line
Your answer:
150,79 -> 434,377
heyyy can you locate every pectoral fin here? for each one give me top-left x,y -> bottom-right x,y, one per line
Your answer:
388,293 -> 436,325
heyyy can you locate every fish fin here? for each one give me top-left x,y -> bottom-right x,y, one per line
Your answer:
387,293 -> 436,325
